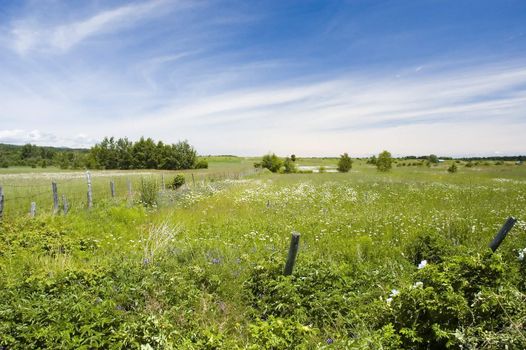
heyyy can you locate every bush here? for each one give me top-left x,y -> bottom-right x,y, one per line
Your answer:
377,151 -> 393,172
170,174 -> 186,190
283,157 -> 297,173
405,231 -> 454,265
139,177 -> 159,207
195,159 -> 208,169
447,163 -> 457,173
384,253 -> 526,349
337,153 -> 353,172
261,154 -> 282,173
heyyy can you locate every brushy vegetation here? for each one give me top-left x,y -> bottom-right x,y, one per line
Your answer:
1,161 -> 526,348
337,153 -> 353,173
170,174 -> 186,190
260,153 -> 283,173
377,150 -> 393,172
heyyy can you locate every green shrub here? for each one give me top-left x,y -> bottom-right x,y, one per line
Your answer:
428,154 -> 439,164
261,153 -> 282,173
377,151 -> 393,172
384,253 -> 526,349
283,157 -> 297,173
170,174 -> 186,190
337,153 -> 353,172
448,163 -> 457,173
195,159 -> 208,169
245,258 -> 364,329
367,155 -> 377,165
405,231 -> 454,265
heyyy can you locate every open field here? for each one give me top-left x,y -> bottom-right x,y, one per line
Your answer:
1,161 -> 526,348
0,157 -> 257,218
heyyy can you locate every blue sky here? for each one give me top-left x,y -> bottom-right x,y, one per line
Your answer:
0,0 -> 525,156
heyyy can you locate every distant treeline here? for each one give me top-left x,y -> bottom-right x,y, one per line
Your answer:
0,137 -> 207,170
403,155 -> 525,161
0,143 -> 88,169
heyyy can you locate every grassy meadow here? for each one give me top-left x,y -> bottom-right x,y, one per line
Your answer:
1,158 -> 526,349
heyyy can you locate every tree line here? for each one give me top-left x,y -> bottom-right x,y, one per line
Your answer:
0,137 -> 207,170
0,143 -> 88,169
90,137 -> 206,170
256,150 -> 394,173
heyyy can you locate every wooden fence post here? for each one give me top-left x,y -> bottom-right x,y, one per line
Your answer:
30,202 -> 36,217
52,181 -> 59,214
62,195 -> 69,215
192,173 -> 196,187
489,217 -> 517,252
127,178 -> 132,197
110,180 -> 116,198
86,171 -> 93,208
0,186 -> 4,219
284,232 -> 300,275
161,174 -> 165,191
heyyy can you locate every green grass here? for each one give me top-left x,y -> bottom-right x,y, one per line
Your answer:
1,162 -> 526,348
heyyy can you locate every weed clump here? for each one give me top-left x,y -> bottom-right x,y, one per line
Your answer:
138,177 -> 158,207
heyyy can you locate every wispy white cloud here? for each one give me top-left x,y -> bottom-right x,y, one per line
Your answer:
0,129 -> 96,148
9,0 -> 176,54
125,61 -> 526,128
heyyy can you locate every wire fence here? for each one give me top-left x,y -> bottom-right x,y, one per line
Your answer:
0,168 -> 259,219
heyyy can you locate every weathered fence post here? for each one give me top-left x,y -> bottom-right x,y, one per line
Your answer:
0,186 -> 4,219
30,202 -> 36,217
110,180 -> 116,198
52,181 -> 59,214
127,178 -> 132,197
489,217 -> 517,252
284,232 -> 300,275
86,171 -> 93,208
192,173 -> 196,187
62,195 -> 69,215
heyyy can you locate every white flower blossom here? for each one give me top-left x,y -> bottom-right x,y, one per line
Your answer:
413,281 -> 423,288
418,260 -> 428,269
